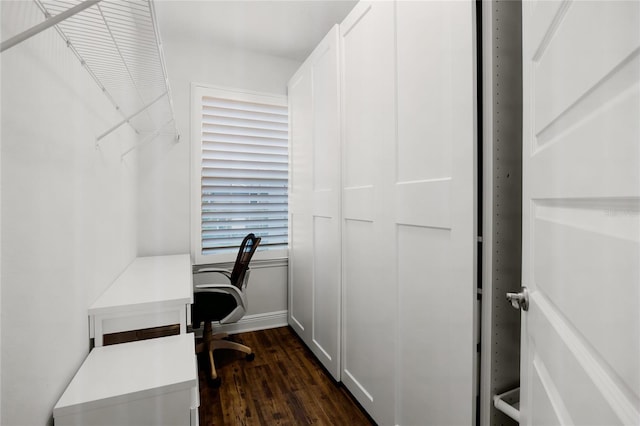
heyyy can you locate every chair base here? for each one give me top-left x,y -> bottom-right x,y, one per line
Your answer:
195,322 -> 253,383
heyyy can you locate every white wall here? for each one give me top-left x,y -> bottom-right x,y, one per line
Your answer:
0,1 -> 3,420
1,4 -> 299,424
137,36 -> 300,318
1,2 -> 138,425
137,37 -> 301,255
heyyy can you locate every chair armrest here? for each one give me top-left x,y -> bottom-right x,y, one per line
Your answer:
194,267 -> 231,279
194,283 -> 236,290
193,283 -> 248,310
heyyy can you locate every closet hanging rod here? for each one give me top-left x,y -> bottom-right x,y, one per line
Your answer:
0,0 -> 101,53
96,90 -> 167,143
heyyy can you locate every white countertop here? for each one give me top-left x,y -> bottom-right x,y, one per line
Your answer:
54,333 -> 197,418
89,254 -> 193,315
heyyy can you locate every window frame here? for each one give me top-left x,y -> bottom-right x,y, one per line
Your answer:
190,83 -> 289,265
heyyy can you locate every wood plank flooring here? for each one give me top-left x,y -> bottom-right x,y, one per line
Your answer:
197,326 -> 375,425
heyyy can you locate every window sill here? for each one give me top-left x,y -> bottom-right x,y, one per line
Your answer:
193,257 -> 288,272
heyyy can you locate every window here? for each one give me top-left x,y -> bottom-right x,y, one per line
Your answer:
191,85 -> 288,263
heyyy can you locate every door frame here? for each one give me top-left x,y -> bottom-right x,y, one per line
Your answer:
479,1 -> 524,425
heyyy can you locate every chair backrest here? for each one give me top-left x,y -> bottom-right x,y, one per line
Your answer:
230,233 -> 261,289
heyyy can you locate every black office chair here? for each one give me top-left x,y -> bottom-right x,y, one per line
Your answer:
192,233 -> 261,385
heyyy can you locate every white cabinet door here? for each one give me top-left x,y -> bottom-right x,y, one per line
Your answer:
340,2 -> 396,424
288,56 -> 313,340
341,1 -> 477,424
521,1 -> 640,425
309,26 -> 342,380
288,25 -> 342,380
395,2 -> 477,425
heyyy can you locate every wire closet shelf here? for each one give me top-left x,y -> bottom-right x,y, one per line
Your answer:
32,0 -> 179,148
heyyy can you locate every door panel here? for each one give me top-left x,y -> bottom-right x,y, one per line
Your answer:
309,26 -> 341,380
312,43 -> 340,193
522,1 -> 640,424
530,84 -> 639,198
531,2 -> 639,133
341,4 -> 385,190
343,186 -> 374,222
395,2 -> 477,425
340,2 -> 396,423
287,25 -> 342,380
396,3 -> 454,184
312,216 -> 339,364
340,1 -> 477,424
530,298 -> 625,425
395,179 -> 451,229
288,71 -> 313,335
534,215 -> 639,395
343,219 -> 379,401
530,365 -> 565,426
397,226 -> 461,424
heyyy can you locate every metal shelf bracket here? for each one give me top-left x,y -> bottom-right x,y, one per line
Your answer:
120,118 -> 176,160
97,91 -> 168,145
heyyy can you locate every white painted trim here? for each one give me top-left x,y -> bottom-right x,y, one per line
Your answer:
0,0 -> 3,415
480,4 -> 495,426
193,257 -> 287,273
210,310 -> 288,335
190,82 -> 288,105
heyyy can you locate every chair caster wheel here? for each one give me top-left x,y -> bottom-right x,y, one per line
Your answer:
209,377 -> 222,388
246,353 -> 255,361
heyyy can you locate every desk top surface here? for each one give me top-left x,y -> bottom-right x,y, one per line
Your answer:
89,254 -> 193,314
54,333 -> 197,417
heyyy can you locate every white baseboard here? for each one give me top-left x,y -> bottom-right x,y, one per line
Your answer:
210,310 -> 288,335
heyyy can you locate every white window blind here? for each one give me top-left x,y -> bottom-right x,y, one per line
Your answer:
198,92 -> 289,255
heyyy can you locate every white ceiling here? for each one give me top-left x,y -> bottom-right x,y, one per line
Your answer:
154,1 -> 358,62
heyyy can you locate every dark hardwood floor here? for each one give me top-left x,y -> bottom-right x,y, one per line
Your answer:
197,326 -> 375,425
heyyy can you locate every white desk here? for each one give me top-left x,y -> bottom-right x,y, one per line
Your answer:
89,254 -> 193,347
54,334 -> 199,426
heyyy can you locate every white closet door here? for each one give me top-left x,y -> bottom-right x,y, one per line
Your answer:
341,2 -> 476,424
288,60 -> 313,339
520,1 -> 640,425
309,26 -> 341,380
340,2 -> 396,424
288,26 -> 342,380
395,2 -> 477,425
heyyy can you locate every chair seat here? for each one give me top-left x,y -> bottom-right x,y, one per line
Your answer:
192,292 -> 237,328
